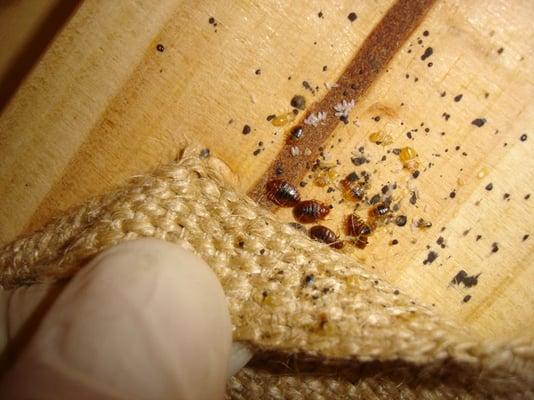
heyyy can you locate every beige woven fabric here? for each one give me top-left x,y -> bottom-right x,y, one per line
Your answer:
1,148 -> 533,399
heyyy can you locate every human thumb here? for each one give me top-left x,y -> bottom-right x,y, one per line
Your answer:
0,238 -> 250,399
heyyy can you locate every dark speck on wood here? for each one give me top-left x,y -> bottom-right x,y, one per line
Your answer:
347,12 -> 357,22
423,251 -> 438,265
290,95 -> 306,110
471,118 -> 487,127
450,270 -> 480,288
421,47 -> 433,61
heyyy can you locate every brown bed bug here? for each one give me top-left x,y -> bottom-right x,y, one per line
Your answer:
345,214 -> 372,249
293,200 -> 330,223
266,179 -> 301,206
340,172 -> 365,201
309,225 -> 344,249
368,201 -> 390,219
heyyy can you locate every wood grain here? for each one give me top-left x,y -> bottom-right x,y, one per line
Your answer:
0,0 -> 532,340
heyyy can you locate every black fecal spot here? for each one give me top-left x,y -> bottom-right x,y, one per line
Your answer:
395,215 -> 407,227
471,118 -> 487,127
463,295 -> 472,303
485,183 -> 493,191
423,251 -> 438,265
409,192 -> 417,205
454,94 -> 463,102
242,124 -> 251,135
450,270 -> 480,288
421,47 -> 433,61
156,44 -> 165,52
290,95 -> 306,110
347,12 -> 357,22
520,134 -> 527,142
491,242 -> 499,253
303,274 -> 315,287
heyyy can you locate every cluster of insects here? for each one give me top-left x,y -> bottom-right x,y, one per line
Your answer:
267,178 -> 391,250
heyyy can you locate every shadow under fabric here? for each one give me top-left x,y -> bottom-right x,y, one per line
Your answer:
0,148 -> 533,399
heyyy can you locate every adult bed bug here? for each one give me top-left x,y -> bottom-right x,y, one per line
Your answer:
309,225 -> 343,249
345,214 -> 372,249
293,200 -> 330,223
266,179 -> 301,206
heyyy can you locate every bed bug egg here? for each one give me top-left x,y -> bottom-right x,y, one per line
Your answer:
309,225 -> 344,249
271,111 -> 296,127
266,179 -> 301,207
293,200 -> 330,223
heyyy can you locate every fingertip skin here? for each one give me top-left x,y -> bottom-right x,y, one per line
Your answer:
0,239 -> 232,400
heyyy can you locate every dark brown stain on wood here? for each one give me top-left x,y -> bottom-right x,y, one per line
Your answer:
248,0 -> 438,208
450,270 -> 480,288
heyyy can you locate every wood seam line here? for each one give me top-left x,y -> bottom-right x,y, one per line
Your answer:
248,0 -> 438,208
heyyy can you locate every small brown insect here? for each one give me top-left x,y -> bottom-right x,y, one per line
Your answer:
340,172 -> 366,201
266,179 -> 301,207
293,200 -> 330,223
289,125 -> 304,140
368,202 -> 390,219
415,218 -> 432,229
345,214 -> 371,249
309,225 -> 343,249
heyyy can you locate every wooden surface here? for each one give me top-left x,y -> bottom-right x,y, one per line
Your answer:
0,0 -> 533,340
